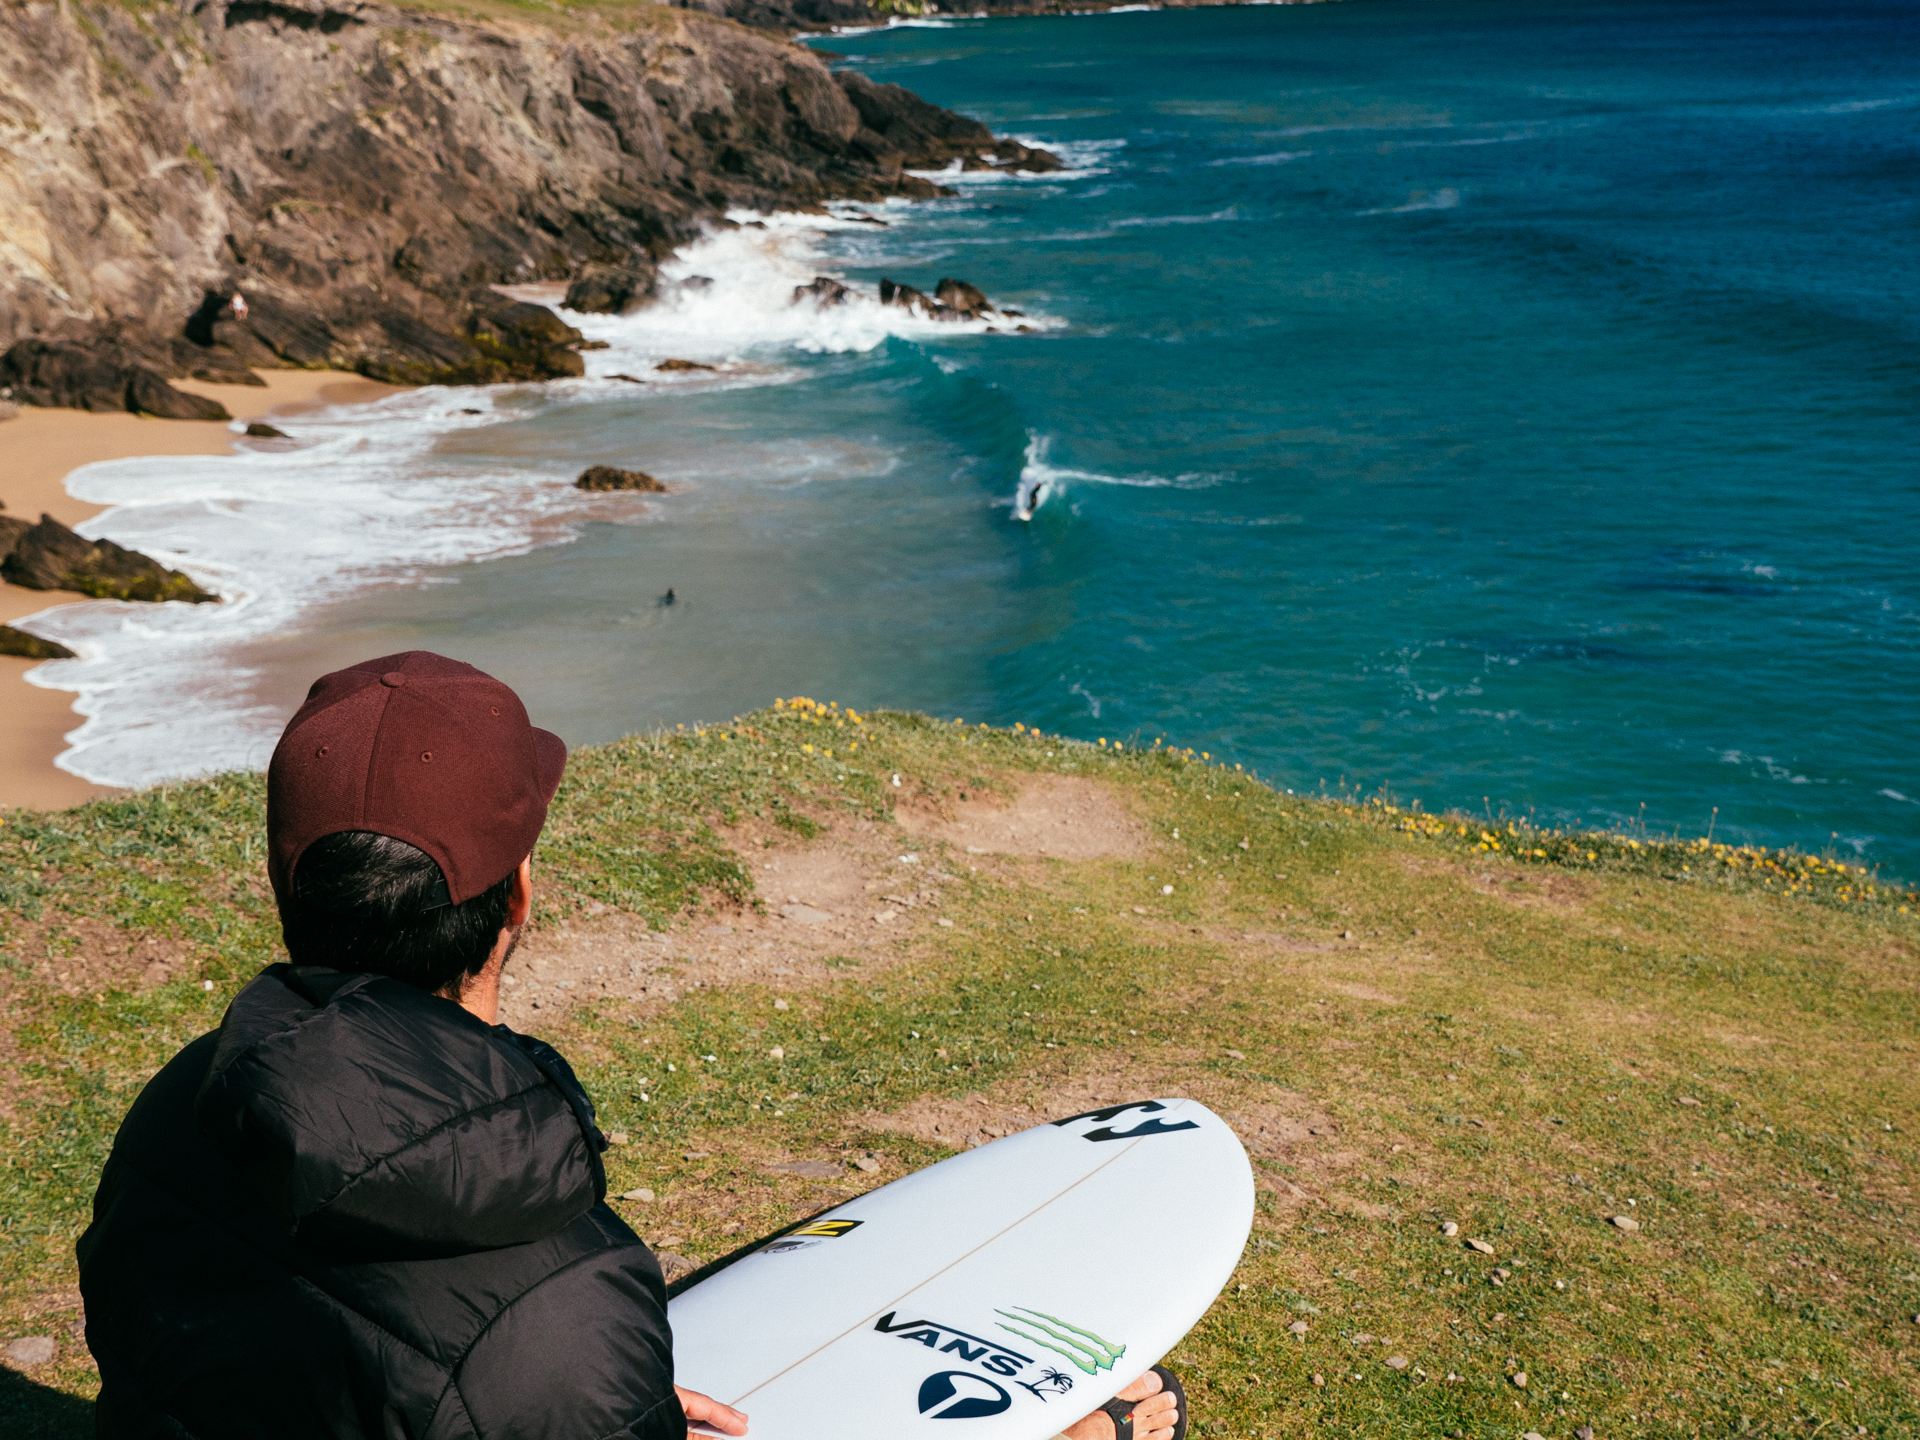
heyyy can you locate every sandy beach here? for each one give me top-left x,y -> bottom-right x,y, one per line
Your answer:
1,371 -> 399,811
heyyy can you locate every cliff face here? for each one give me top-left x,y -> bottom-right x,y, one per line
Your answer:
0,0 -> 1054,410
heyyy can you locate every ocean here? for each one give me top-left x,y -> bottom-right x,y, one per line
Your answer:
26,0 -> 1920,873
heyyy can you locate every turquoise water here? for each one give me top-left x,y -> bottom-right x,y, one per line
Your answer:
50,0 -> 1920,872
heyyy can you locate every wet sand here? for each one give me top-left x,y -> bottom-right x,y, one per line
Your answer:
0,371 -> 400,811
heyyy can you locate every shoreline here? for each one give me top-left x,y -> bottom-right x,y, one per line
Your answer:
0,371 -> 401,812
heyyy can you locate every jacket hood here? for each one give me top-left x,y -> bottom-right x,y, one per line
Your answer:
194,964 -> 607,1258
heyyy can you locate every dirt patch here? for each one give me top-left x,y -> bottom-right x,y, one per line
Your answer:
504,776 -> 1150,1031
896,775 -> 1148,862
499,818 -> 955,1031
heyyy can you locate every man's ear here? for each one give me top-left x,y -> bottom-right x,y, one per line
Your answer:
507,855 -> 533,928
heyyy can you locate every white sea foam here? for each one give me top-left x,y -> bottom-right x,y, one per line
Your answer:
1360,187 -> 1461,216
18,205 -> 1079,787
1205,151 -> 1311,168
1010,433 -> 1224,514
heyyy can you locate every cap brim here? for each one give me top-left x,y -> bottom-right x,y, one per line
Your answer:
534,727 -> 568,806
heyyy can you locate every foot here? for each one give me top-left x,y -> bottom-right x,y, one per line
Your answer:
1060,1369 -> 1179,1440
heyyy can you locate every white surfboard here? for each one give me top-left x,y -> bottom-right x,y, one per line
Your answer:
668,1098 -> 1254,1440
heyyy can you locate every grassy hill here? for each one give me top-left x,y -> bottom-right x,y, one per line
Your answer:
3,703 -> 1916,1436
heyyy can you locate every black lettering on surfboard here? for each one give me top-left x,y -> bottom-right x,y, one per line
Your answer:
873,1313 -> 1032,1375
1052,1101 -> 1200,1141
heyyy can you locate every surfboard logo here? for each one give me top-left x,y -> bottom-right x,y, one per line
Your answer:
917,1371 -> 1013,1420
874,1312 -> 1033,1377
1051,1100 -> 1201,1143
993,1307 -> 1127,1376
761,1218 -> 864,1254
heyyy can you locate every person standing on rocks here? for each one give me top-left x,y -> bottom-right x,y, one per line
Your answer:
230,290 -> 248,321
76,650 -> 747,1440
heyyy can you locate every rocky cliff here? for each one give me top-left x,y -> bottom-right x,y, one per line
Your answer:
0,0 -> 1056,414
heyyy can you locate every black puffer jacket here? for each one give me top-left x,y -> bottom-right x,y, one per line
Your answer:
78,965 -> 684,1440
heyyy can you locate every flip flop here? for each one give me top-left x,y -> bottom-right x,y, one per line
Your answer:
1098,1364 -> 1188,1440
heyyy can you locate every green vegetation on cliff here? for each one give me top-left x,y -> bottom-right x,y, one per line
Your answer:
3,706 -> 1916,1436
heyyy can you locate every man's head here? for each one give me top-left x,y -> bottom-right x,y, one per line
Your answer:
266,652 -> 565,997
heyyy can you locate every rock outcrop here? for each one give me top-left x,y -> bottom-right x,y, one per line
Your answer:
0,625 -> 76,661
792,276 -> 852,308
878,274 -> 1007,322
1,515 -> 218,604
0,0 -> 1058,411
576,465 -> 667,493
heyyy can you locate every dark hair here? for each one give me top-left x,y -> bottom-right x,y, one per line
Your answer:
280,831 -> 517,995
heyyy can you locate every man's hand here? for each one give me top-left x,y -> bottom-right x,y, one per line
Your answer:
676,1384 -> 748,1436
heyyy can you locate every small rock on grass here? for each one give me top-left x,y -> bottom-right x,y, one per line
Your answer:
1610,1214 -> 1641,1232
1465,1237 -> 1496,1255
7,1336 -> 56,1365
1522,1431 -> 1548,1440
1576,1427 -> 1596,1440
1677,1095 -> 1702,1106
606,1131 -> 629,1146
620,1187 -> 655,1202
1511,1371 -> 1528,1388
1385,1355 -> 1408,1370
1311,1374 -> 1324,1387
1287,1320 -> 1308,1335
1441,1221 -> 1459,1237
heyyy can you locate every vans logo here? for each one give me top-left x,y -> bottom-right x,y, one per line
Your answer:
873,1312 -> 1033,1377
1051,1100 -> 1199,1142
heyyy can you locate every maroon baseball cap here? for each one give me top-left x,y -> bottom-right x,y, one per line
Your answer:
266,651 -> 567,906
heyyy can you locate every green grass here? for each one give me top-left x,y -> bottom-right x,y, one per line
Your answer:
3,703 -> 1917,1437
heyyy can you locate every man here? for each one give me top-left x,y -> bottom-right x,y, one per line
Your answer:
78,650 -> 1183,1440
78,651 -> 747,1438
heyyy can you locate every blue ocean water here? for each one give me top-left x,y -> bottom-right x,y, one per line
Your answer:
38,0 -> 1920,872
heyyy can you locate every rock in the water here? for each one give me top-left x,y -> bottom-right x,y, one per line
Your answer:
656,358 -> 717,372
5,1335 -> 56,1366
565,262 -> 659,316
0,513 -> 28,562
462,292 -> 587,382
244,422 -> 287,438
679,276 -> 715,293
792,276 -> 852,309
878,277 -> 951,320
0,514 -> 217,603
0,625 -> 77,660
0,338 -> 230,420
934,277 -> 991,318
576,465 -> 666,493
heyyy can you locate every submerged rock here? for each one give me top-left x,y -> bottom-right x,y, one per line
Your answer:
879,275 -> 1000,322
244,422 -> 287,438
576,465 -> 666,493
0,514 -> 217,603
792,276 -> 851,308
655,359 -> 716,372
0,625 -> 76,660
